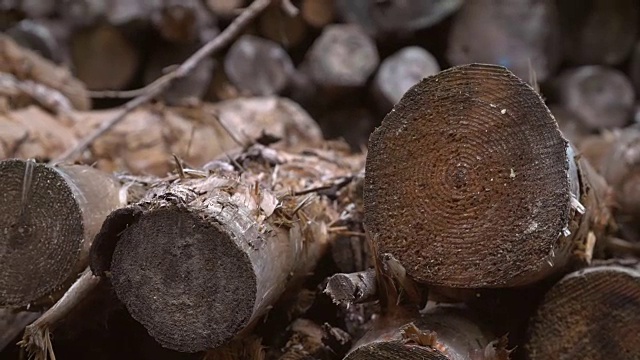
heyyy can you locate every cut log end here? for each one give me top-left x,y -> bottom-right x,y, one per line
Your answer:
110,207 -> 256,352
0,160 -> 83,307
365,63 -> 571,288
346,342 -> 447,359
526,265 -> 640,359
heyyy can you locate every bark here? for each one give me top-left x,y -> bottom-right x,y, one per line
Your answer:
558,0 -> 638,65
0,34 -> 90,111
89,144 -> 365,352
446,0 -> 561,82
335,0 -> 463,38
372,46 -> 440,113
302,24 -> 379,92
364,63 -> 613,288
525,261 -> 640,359
0,160 -> 123,307
224,35 -> 294,96
1,97 -> 323,175
324,269 -> 377,306
70,24 -> 140,91
551,66 -> 635,130
344,305 -> 510,360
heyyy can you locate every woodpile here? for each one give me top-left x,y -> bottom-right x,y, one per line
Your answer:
1,1 -> 640,360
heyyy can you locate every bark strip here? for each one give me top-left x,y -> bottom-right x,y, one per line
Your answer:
0,160 -> 122,307
364,63 -> 612,288
90,144 -> 364,352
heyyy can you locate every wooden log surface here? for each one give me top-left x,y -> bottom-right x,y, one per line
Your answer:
0,160 -> 123,307
1,97 -> 323,175
335,0 -> 463,38
447,0 -> 561,82
89,143 -> 365,352
223,35 -> 294,96
552,66 -> 635,130
558,0 -> 639,65
324,269 -> 378,306
525,261 -> 640,359
344,304 -> 510,360
364,63 -> 612,288
258,4 -> 308,48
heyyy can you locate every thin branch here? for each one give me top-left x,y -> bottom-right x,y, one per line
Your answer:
52,0 -> 274,164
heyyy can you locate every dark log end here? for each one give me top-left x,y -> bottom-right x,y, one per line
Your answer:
526,266 -> 640,359
0,159 -> 83,306
346,341 -> 447,359
365,63 -> 570,287
89,206 -> 143,277
110,207 -> 256,352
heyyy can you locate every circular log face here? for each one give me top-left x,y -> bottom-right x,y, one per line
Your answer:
364,63 -> 570,287
0,160 -> 83,306
526,266 -> 640,359
110,207 -> 257,352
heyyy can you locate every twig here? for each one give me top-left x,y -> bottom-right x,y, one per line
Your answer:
19,268 -> 101,360
52,0 -> 274,164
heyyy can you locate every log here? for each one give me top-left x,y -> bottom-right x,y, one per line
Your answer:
5,20 -> 64,64
335,0 -> 463,38
1,97 -> 323,175
344,304 -> 510,359
324,269 -> 377,306
223,35 -> 294,96
0,160 -> 123,307
0,34 -> 90,111
58,0 -> 108,27
89,144 -> 365,352
446,0 -> 561,83
525,261 -> 640,359
557,0 -> 639,65
372,46 -> 440,113
19,0 -> 56,18
258,4 -> 308,48
552,66 -> 635,130
143,41 -> 215,105
205,0 -> 246,18
303,24 -> 379,91
364,63 -> 612,288
151,0 -> 217,44
301,0 -> 335,29
70,24 -> 140,91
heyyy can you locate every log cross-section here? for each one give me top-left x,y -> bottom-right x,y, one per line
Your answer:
364,63 -> 612,288
90,144 -> 364,352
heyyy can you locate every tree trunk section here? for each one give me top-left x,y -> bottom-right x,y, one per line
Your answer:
364,63 -> 612,288
0,160 -> 122,307
525,261 -> 640,359
344,305 -> 509,360
89,144 -> 365,352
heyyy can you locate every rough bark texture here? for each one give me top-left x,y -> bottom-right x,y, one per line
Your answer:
224,35 -> 294,96
324,269 -> 377,306
364,63 -> 612,288
335,0 -> 463,38
345,305 -> 509,360
89,144 -> 365,352
1,97 -> 323,175
447,0 -> 561,82
0,160 -> 122,307
0,34 -> 90,110
552,66 -> 635,130
558,0 -> 639,65
525,261 -> 640,359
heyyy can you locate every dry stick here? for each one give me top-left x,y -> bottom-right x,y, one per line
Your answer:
19,268 -> 101,360
54,0 -> 273,164
525,262 -> 640,359
344,304 -> 510,360
0,160 -> 122,308
324,269 -> 377,306
89,145 -> 365,352
364,63 -> 613,289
